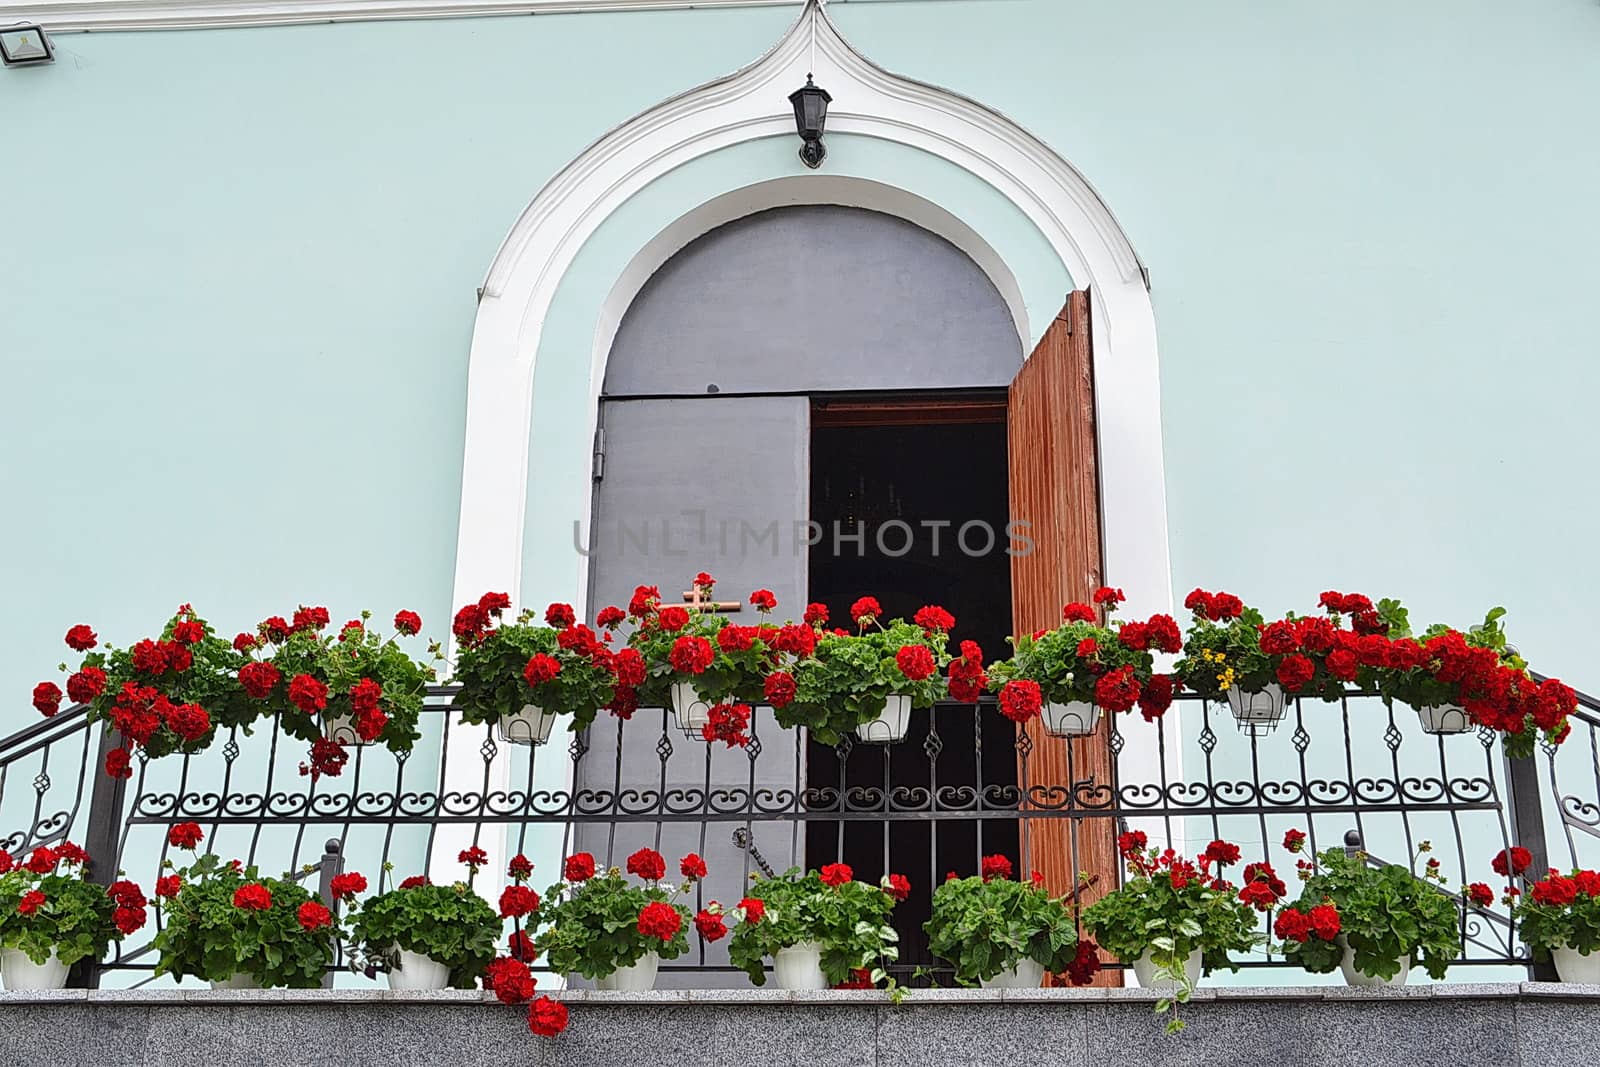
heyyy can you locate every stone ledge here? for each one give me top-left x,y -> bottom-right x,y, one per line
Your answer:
4,985 -> 1598,1066
5,981 -> 1600,1006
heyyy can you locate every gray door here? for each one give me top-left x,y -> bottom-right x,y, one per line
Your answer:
581,394 -> 808,984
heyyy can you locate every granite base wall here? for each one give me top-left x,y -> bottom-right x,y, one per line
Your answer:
1,985 -> 1593,1067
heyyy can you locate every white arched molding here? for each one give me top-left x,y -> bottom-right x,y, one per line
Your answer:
441,0 -> 1176,874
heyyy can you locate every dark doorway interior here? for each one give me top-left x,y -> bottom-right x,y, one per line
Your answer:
805,398 -> 1019,977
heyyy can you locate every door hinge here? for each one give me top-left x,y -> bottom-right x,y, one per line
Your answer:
591,428 -> 606,482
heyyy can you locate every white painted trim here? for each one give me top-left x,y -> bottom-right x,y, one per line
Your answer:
6,0 -> 800,33
438,0 -> 1177,875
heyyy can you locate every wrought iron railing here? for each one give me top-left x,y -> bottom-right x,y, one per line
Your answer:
3,683 -> 1597,986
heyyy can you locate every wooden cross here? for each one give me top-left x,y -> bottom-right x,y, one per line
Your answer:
682,587 -> 742,613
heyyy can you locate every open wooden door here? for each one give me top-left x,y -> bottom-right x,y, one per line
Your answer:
1007,289 -> 1119,985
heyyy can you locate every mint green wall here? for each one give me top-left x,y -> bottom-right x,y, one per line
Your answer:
3,3 -> 1599,981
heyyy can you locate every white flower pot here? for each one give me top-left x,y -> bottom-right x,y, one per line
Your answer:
386,948 -> 452,990
321,712 -> 373,747
597,951 -> 659,991
1041,701 -> 1101,739
1131,948 -> 1202,990
1337,937 -> 1409,987
210,974 -> 264,989
1552,943 -> 1600,984
856,694 -> 911,743
1413,703 -> 1472,735
0,948 -> 68,991
671,682 -> 711,734
772,940 -> 827,990
978,958 -> 1045,989
1226,684 -> 1286,729
498,703 -> 558,746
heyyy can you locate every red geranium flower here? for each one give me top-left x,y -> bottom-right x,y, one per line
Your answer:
1065,938 -> 1102,986
1117,830 -> 1148,857
1062,603 -> 1095,623
1238,881 -> 1279,911
155,875 -> 182,898
1201,840 -> 1241,867
459,846 -> 489,869
32,682 -> 63,717
527,996 -> 568,1037
542,603 -> 575,629
626,848 -> 666,882
330,872 -> 366,899
628,585 -> 661,618
508,854 -> 534,880
738,897 -> 765,923
233,632 -> 259,653
749,589 -> 778,612
980,854 -> 1013,882
23,847 -> 57,874
563,853 -> 596,882
1094,665 -> 1141,714
1137,674 -> 1177,722
523,654 -> 562,686
287,674 -> 328,714
1491,847 -> 1533,877
884,873 -> 911,901
803,603 -> 829,627
499,885 -> 540,919
64,624 -> 98,651
895,645 -> 936,682
680,853 -> 708,880
1466,882 -> 1495,908
171,619 -> 205,646
694,909 -> 728,942
399,875 -> 429,890
391,610 -> 422,636
998,679 -> 1043,723
1145,614 -> 1183,654
637,900 -> 682,941
596,606 -> 626,629
509,930 -> 538,962
1092,586 -> 1125,607
167,823 -> 204,850
232,883 -> 272,911
1275,653 -> 1316,693
913,606 -> 956,633
1274,908 -> 1311,942
104,748 -> 132,779
849,597 -> 882,626
17,890 -> 46,916
297,901 -> 332,930
485,956 -> 535,1005
820,863 -> 853,887
1308,903 -> 1341,940
1283,829 -> 1308,854
65,667 -> 106,706
668,635 -> 714,675
1259,620 -> 1300,656
763,671 -> 797,709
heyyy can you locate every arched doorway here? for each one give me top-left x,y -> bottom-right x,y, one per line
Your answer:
582,205 -> 1103,978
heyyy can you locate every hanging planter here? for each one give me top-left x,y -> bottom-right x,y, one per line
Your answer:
385,948 -> 452,991
1041,701 -> 1102,739
1337,936 -> 1409,987
210,973 -> 264,990
1552,943 -> 1600,984
855,694 -> 911,743
1412,703 -> 1472,736
321,712 -> 372,747
498,704 -> 558,746
596,951 -> 661,991
0,948 -> 68,991
977,958 -> 1045,990
771,940 -> 827,989
1131,947 -> 1202,990
1226,684 -> 1286,730
671,681 -> 712,735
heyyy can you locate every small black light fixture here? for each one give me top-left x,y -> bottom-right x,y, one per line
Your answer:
0,23 -> 54,67
788,74 -> 831,169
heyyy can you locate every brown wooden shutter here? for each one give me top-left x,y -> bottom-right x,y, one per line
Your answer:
1007,289 -> 1119,986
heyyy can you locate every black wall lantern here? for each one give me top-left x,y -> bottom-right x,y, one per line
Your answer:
789,74 -> 832,169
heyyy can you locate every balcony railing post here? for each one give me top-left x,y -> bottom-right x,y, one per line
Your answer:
1504,752 -> 1559,981
73,723 -> 128,989
316,838 -> 345,990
